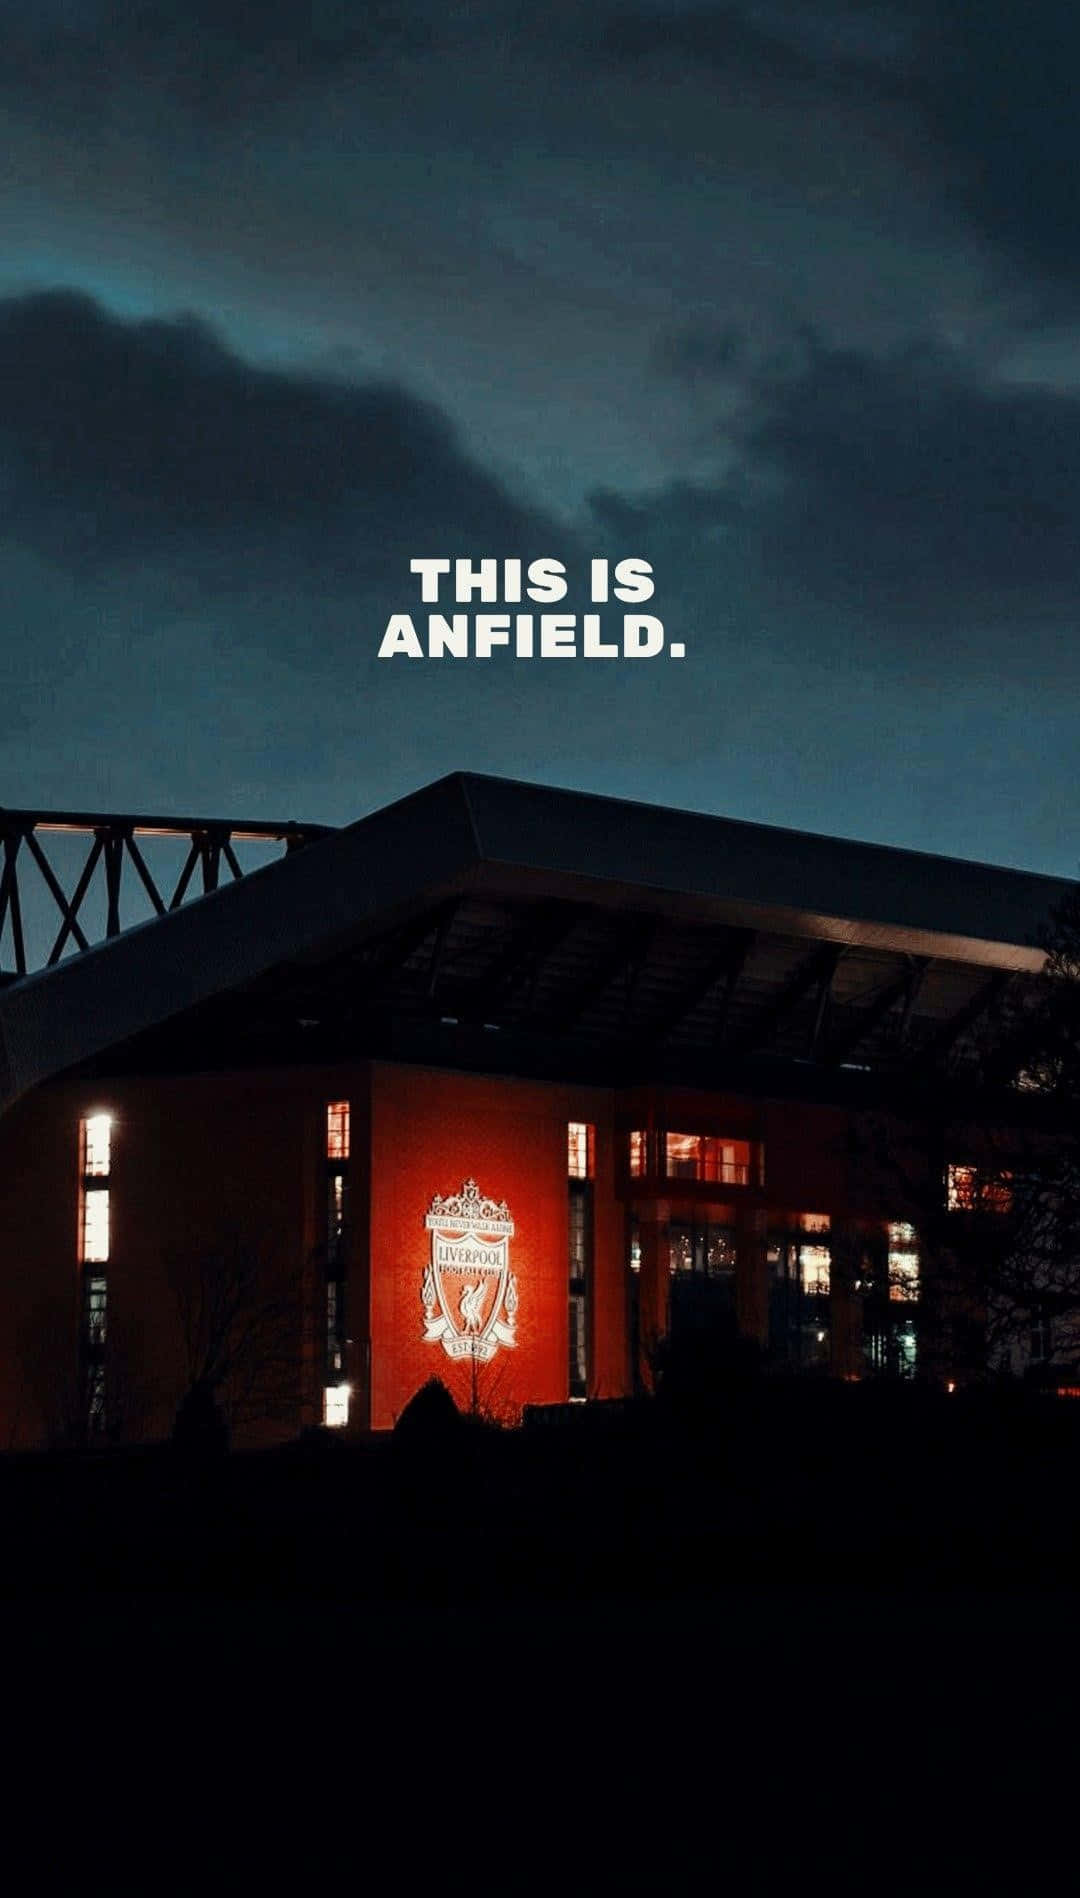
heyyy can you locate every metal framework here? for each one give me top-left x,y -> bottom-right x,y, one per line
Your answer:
0,807 -> 330,980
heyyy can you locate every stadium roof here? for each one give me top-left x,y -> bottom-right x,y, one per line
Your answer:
0,772 -> 1074,1114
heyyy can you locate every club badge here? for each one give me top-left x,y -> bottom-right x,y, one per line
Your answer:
421,1178 -> 518,1362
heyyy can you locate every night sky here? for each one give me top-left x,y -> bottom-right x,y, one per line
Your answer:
3,2 -> 1080,874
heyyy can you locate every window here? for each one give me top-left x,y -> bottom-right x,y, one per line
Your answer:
80,1189 -> 110,1265
800,1245 -> 831,1297
664,1133 -> 755,1186
768,1221 -> 831,1369
1030,1320 -> 1054,1364
78,1113 -> 112,1436
668,1220 -> 736,1279
629,1131 -> 648,1177
82,1113 -> 111,1178
326,1100 -> 350,1162
324,1384 -> 350,1428
328,1173 -> 346,1269
569,1124 -> 594,1399
946,1164 -> 975,1210
79,1113 -> 111,1265
567,1122 -> 594,1180
887,1222 -> 919,1303
946,1164 -> 1012,1213
325,1101 -> 351,1400
84,1276 -> 107,1348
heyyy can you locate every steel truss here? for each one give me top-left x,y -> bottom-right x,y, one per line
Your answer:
0,807 -> 329,980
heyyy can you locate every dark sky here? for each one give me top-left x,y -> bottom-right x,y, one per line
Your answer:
2,1 -> 1079,873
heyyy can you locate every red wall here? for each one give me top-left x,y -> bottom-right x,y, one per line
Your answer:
368,1064 -> 621,1429
0,1052 -> 935,1450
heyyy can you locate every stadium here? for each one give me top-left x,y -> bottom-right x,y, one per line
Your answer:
0,772 -> 1071,1446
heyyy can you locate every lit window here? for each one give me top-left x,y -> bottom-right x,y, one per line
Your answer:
326,1101 -> 350,1161
568,1156 -> 593,1400
567,1122 -> 595,1180
78,1114 -> 112,1437
888,1221 -> 919,1302
946,1165 -> 1012,1213
328,1173 -> 346,1263
668,1220 -> 736,1277
946,1164 -> 976,1211
79,1113 -> 112,1265
325,1101 -> 350,1381
324,1384 -> 350,1428
801,1245 -> 831,1296
81,1112 -> 111,1177
629,1131 -> 647,1177
81,1191 -> 110,1265
664,1133 -> 754,1186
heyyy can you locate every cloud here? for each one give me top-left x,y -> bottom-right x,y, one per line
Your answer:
0,290 -> 562,583
0,1 -> 431,123
919,3 -> 1080,294
622,329 -> 1080,633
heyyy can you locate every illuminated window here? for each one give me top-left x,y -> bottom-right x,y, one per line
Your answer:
800,1245 -> 831,1296
78,1113 -> 112,1437
946,1165 -> 1012,1213
81,1191 -> 110,1265
328,1174 -> 346,1266
78,1113 -> 112,1264
946,1164 -> 976,1210
567,1122 -> 595,1180
668,1220 -> 735,1278
325,1101 -> 350,1383
629,1131 -> 648,1177
324,1384 -> 350,1428
569,1165 -> 593,1399
768,1228 -> 830,1368
326,1101 -> 350,1162
800,1212 -> 830,1235
887,1222 -> 919,1302
81,1113 -> 111,1177
664,1133 -> 754,1186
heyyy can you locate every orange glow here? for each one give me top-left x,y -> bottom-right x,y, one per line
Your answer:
629,1130 -> 647,1177
946,1164 -> 1012,1213
801,1244 -> 831,1296
665,1132 -> 753,1185
799,1211 -> 830,1234
887,1221 -> 919,1302
326,1100 -> 350,1161
567,1122 -> 594,1179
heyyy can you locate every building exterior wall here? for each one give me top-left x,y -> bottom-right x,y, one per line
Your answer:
0,1052 -> 978,1449
0,1067 -> 328,1449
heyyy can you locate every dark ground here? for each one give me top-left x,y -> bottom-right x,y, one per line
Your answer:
6,1376 -> 1080,1600
7,1380 -> 1078,1860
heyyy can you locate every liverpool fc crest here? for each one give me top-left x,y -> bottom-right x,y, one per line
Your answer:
421,1179 -> 518,1362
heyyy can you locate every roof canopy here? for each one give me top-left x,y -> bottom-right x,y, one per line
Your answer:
1,773 -> 1073,1114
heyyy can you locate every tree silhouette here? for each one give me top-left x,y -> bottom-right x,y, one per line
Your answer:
167,1236 -> 301,1445
855,882 -> 1080,1383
